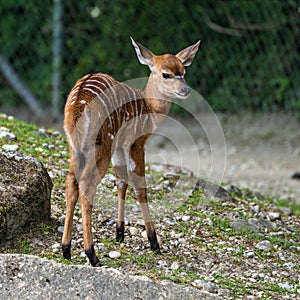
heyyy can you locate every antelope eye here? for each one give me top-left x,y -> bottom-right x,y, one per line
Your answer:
162,73 -> 172,79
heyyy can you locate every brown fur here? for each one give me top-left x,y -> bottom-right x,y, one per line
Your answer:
61,39 -> 200,266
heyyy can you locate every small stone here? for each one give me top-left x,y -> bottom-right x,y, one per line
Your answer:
192,280 -> 217,293
0,113 -> 8,119
269,231 -> 284,237
182,215 -> 191,222
101,174 -> 116,187
256,240 -> 272,251
170,261 -> 180,270
51,243 -> 61,249
278,283 -> 292,291
250,205 -> 260,215
2,144 -> 19,151
76,224 -> 83,232
157,260 -> 167,267
0,131 -> 16,140
268,212 -> 281,221
38,128 -> 47,135
244,251 -> 255,258
52,131 -> 60,136
259,217 -> 277,231
152,184 -> 163,191
141,230 -> 147,239
129,227 -> 138,236
108,220 -> 115,226
249,217 -> 276,232
279,207 -> 292,216
108,251 -> 121,259
51,243 -> 61,253
278,252 -> 286,261
136,219 -> 144,226
231,219 -> 258,232
283,262 -> 294,269
163,217 -> 176,226
57,226 -> 64,234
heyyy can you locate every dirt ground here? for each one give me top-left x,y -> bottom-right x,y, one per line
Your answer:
146,111 -> 300,203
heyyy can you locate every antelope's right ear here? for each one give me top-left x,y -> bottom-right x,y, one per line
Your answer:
131,37 -> 154,69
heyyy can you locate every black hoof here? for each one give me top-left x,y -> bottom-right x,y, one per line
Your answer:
153,247 -> 161,255
147,229 -> 161,254
62,243 -> 71,260
116,221 -> 125,243
85,245 -> 101,267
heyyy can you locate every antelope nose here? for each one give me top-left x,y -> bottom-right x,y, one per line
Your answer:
181,86 -> 190,96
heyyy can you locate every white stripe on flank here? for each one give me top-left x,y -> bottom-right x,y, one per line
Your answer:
99,76 -> 121,120
95,94 -> 113,128
85,79 -> 103,85
85,83 -> 104,93
68,87 -> 80,99
82,87 -> 99,97
87,79 -> 118,125
84,82 -> 118,117
82,87 -> 112,127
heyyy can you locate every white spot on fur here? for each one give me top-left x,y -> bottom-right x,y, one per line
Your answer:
108,133 -> 114,140
80,100 -> 86,104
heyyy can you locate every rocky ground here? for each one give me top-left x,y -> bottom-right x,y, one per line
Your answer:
0,112 -> 300,299
146,111 -> 300,202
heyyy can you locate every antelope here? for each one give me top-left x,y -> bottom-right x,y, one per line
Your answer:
61,37 -> 200,266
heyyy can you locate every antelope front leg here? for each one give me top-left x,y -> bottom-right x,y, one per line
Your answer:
129,143 -> 161,253
136,187 -> 161,253
113,149 -> 129,242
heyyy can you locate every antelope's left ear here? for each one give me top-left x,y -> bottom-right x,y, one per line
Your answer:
176,40 -> 201,66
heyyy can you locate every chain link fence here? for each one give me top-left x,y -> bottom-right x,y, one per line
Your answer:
0,1 -> 299,120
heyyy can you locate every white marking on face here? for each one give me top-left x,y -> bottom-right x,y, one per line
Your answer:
80,100 -> 86,104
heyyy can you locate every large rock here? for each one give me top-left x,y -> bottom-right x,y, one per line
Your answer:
0,254 -> 220,300
0,151 -> 52,240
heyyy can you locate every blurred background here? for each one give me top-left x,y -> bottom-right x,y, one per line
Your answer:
0,0 -> 299,122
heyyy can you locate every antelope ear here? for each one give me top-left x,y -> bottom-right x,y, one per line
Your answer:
131,37 -> 155,69
176,40 -> 201,66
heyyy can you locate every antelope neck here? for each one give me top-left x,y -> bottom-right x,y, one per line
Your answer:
143,75 -> 172,116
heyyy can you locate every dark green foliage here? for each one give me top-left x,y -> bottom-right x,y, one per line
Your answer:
0,1 -> 299,116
